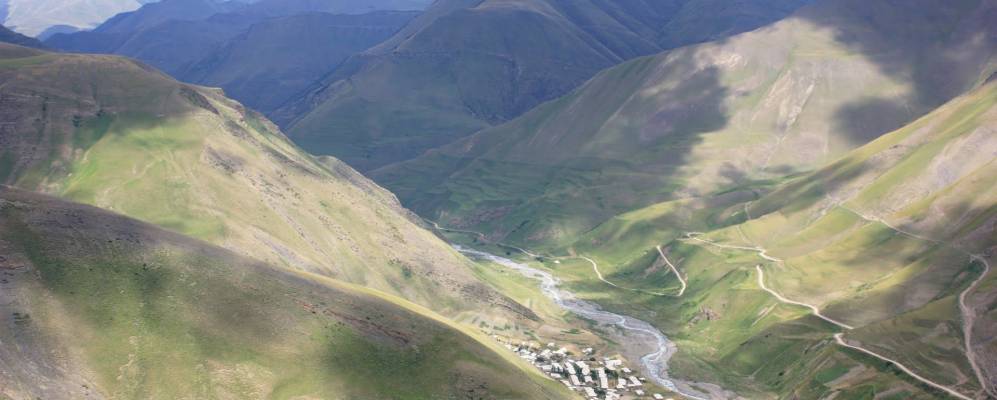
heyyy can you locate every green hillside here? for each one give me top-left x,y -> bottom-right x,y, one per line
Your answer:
376,0 -> 997,248
369,1 -> 997,397
0,187 -> 572,400
0,43 -> 532,324
504,70 -> 997,399
279,0 -> 812,170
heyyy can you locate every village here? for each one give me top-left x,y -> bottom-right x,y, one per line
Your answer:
493,336 -> 676,400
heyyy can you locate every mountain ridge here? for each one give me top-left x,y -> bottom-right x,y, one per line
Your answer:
276,0 -> 814,171
45,0 -> 423,113
0,24 -> 41,47
374,0 -> 997,247
0,42 -> 533,325
0,185 -> 573,400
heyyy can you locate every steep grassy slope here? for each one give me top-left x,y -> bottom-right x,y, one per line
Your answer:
730,76 -> 997,397
279,0 -> 812,170
0,43 -> 531,323
0,0 -> 143,36
515,73 -> 997,399
0,187 -> 573,400
377,0 -> 997,247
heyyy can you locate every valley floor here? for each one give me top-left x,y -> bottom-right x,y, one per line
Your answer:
431,211 -> 994,399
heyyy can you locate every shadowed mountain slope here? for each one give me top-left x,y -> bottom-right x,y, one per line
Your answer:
0,24 -> 41,48
0,43 -> 532,323
278,0 -> 813,170
0,187 -> 573,400
725,77 -> 997,398
375,0 -> 997,247
180,11 -> 418,113
45,0 -> 421,113
519,71 -> 997,400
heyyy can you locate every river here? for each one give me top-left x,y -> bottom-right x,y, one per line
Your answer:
455,245 -> 734,400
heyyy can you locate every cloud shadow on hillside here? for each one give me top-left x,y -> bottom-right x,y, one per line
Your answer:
796,0 -> 997,145
499,55 -> 732,242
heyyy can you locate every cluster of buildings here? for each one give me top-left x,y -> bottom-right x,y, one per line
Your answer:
494,337 -> 674,400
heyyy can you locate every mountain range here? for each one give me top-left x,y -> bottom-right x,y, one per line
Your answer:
46,0 -> 429,114
377,0 -> 997,246
277,0 -> 816,171
555,70 -> 997,399
0,38 -> 574,399
0,24 -> 42,47
1,0 -> 995,399
373,0 -> 997,397
42,0 -> 816,171
0,43 -> 533,324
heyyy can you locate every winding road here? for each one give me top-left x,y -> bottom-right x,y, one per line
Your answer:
754,265 -> 854,330
960,254 -> 995,398
428,220 -> 729,399
683,224 -> 985,400
429,220 -> 681,297
656,246 -> 687,297
429,218 -> 988,399
681,234 -> 853,329
841,204 -> 994,398
833,333 -> 973,400
452,245 -> 720,400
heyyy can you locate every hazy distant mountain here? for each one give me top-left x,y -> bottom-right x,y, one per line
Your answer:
0,24 -> 42,47
46,0 -> 432,52
241,0 -> 431,15
45,0 -> 267,83
45,0 -> 429,113
277,0 -> 813,171
0,0 -> 144,36
91,0 -> 236,35
182,11 -> 418,112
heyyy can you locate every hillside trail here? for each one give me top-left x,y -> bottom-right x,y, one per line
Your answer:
656,245 -> 687,297
684,202 -> 989,400
427,220 -> 683,297
427,217 -> 985,399
841,204 -> 994,398
960,254 -> 994,398
432,222 -> 729,399
832,333 -> 976,400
